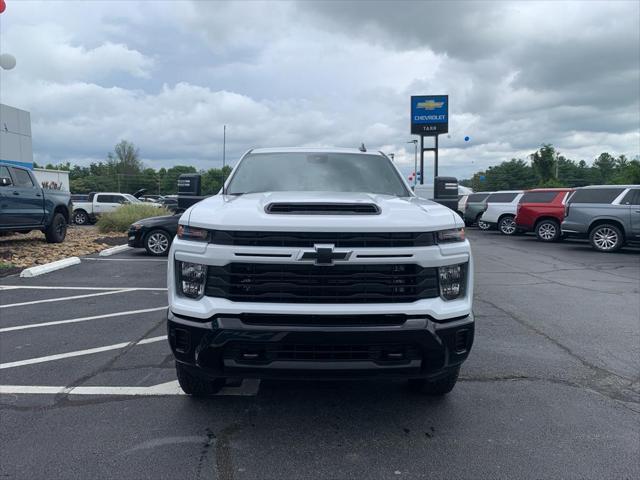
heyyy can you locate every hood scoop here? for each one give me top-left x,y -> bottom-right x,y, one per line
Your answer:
265,202 -> 380,215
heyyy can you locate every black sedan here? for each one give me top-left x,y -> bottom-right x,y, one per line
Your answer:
128,213 -> 180,256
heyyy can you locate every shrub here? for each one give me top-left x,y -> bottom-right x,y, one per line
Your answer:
97,204 -> 171,233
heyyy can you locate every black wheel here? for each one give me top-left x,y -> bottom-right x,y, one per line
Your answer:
408,367 -> 460,396
535,219 -> 561,242
498,215 -> 517,235
175,362 -> 225,396
144,229 -> 171,256
73,210 -> 89,225
45,213 -> 67,243
589,224 -> 624,252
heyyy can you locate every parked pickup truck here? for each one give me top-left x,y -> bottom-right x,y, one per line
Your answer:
72,191 -> 161,225
0,162 -> 72,243
168,147 -> 474,397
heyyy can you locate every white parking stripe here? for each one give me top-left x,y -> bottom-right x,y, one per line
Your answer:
0,289 -> 135,309
0,286 -> 167,291
0,307 -> 167,333
0,380 -> 261,396
0,335 -> 167,369
83,258 -> 167,262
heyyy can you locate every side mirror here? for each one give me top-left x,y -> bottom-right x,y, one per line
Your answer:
0,177 -> 12,187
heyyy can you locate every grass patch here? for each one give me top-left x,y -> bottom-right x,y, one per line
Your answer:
97,204 -> 171,233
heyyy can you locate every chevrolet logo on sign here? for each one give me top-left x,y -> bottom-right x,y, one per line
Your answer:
298,244 -> 352,266
416,100 -> 444,110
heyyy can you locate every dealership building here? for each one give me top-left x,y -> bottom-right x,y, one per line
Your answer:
1,103 -> 69,191
0,103 -> 33,169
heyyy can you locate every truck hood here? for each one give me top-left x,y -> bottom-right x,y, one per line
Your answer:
184,192 -> 461,232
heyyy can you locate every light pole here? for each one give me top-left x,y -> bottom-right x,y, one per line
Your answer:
407,140 -> 418,187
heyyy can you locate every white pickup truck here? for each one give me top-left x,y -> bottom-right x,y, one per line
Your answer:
167,147 -> 474,397
72,192 -> 160,225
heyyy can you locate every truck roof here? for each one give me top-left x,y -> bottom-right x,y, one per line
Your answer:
249,147 -> 379,155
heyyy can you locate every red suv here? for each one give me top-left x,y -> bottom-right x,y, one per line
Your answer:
516,188 -> 573,242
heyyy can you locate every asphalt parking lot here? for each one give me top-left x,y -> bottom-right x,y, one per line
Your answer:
1,230 -> 638,480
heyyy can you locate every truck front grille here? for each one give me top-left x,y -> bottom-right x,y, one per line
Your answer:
205,263 -> 438,303
209,231 -> 436,248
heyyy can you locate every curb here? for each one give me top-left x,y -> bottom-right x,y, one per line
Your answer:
99,245 -> 132,257
20,257 -> 81,278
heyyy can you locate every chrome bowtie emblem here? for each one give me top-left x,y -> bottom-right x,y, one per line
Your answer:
298,244 -> 352,266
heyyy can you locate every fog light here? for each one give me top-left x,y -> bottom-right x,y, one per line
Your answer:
180,262 -> 207,299
438,263 -> 466,300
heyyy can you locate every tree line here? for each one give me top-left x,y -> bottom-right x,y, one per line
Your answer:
35,140 -> 232,196
460,144 -> 640,191
37,140 -> 638,196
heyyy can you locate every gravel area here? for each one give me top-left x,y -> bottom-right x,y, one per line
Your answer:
0,226 -> 126,275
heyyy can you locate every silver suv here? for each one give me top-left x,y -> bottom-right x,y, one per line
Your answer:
562,185 -> 640,252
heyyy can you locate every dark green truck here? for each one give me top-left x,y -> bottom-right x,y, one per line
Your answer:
0,162 -> 72,243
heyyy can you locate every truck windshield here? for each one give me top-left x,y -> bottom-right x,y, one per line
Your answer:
123,194 -> 141,203
226,152 -> 410,197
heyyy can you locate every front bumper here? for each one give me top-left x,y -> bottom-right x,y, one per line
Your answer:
127,228 -> 145,248
168,310 -> 474,380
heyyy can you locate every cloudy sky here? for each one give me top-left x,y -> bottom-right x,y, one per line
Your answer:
0,0 -> 638,179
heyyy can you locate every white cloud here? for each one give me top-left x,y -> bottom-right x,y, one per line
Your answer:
0,0 -> 637,182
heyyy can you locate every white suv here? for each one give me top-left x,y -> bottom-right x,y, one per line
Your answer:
480,190 -> 524,235
167,147 -> 474,396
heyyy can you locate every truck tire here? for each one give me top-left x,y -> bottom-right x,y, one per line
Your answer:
175,362 -> 226,396
45,213 -> 67,243
408,367 -> 460,396
535,219 -> 561,242
498,215 -> 517,235
476,214 -> 490,230
589,224 -> 624,252
144,229 -> 171,256
73,210 -> 89,225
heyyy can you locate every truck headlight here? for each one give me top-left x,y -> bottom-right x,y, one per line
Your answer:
438,263 -> 467,300
437,228 -> 465,243
177,225 -> 209,241
179,262 -> 207,299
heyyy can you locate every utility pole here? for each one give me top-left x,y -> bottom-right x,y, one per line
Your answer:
407,140 -> 418,187
222,124 -> 227,194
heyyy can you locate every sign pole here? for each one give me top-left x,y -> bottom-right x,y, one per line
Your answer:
419,135 -> 424,185
434,134 -> 439,177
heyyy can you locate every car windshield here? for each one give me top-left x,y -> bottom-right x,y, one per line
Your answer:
123,194 -> 141,203
226,152 -> 409,196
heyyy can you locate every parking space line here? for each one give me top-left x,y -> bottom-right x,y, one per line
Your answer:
0,286 -> 167,291
0,289 -> 136,309
83,258 -> 167,262
0,335 -> 167,370
0,307 -> 167,333
0,379 -> 261,397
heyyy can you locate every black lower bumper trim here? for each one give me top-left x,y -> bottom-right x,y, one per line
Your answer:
168,311 -> 474,380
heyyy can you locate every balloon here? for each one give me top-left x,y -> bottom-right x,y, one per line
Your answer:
0,53 -> 16,70
0,0 -> 6,14
464,136 -> 470,142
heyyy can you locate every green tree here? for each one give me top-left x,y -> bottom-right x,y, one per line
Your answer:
108,140 -> 143,175
201,165 -> 232,195
593,152 -> 616,183
530,144 -> 556,182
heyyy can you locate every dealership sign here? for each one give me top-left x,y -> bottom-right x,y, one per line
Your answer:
411,95 -> 448,135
